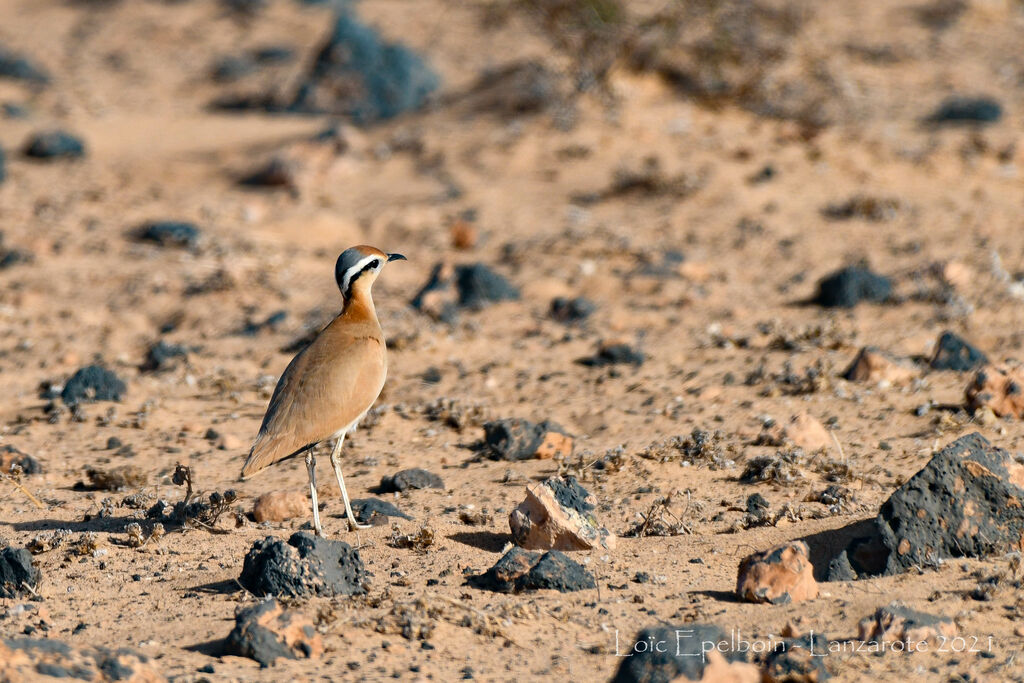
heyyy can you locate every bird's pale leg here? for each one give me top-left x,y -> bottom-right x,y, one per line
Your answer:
330,434 -> 371,531
305,449 -> 325,537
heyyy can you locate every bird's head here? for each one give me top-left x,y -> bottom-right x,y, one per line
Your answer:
335,245 -> 406,301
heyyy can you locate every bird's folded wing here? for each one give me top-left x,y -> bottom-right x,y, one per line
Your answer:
240,324 -> 386,477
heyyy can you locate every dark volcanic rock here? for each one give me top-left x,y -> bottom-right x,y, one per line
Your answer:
2,102 -> 29,119
411,262 -> 519,323
929,330 -> 987,371
376,468 -> 444,493
524,551 -> 594,592
222,0 -> 268,13
133,221 -> 201,249
287,12 -> 439,123
549,296 -> 596,324
0,546 -> 40,598
812,266 -> 892,308
0,638 -> 162,681
926,96 -> 1002,125
224,598 -> 323,667
576,342 -> 645,367
60,365 -> 126,405
240,157 -> 297,190
469,547 -> 595,593
350,497 -> 411,524
611,624 -> 756,683
0,45 -> 49,84
826,433 -> 1024,579
0,232 -> 34,270
141,340 -> 189,372
23,130 -> 85,160
454,263 -> 520,308
253,46 -> 295,65
480,418 -> 569,461
239,532 -> 366,598
762,634 -> 831,682
822,195 -> 902,222
0,445 -> 42,475
241,310 -> 288,336
212,55 -> 256,83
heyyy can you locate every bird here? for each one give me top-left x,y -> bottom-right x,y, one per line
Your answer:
240,245 -> 406,537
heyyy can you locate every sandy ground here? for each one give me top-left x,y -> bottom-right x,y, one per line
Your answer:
2,0 -> 1024,681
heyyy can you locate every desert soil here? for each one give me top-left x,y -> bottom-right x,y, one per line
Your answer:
2,0 -> 1024,681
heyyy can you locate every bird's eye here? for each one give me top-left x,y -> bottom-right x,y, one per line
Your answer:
371,259 -> 381,268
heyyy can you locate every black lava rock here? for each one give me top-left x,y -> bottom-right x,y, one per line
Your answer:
241,310 -> 288,336
812,266 -> 892,308
60,365 -> 126,405
454,263 -> 520,309
350,498 -> 411,524
549,296 -> 596,324
212,55 -> 257,83
470,548 -> 594,593
926,96 -> 1002,125
822,195 -> 901,222
23,130 -> 85,160
239,532 -> 366,598
253,46 -> 295,65
0,232 -> 33,270
133,221 -> 201,249
411,262 -> 520,323
376,468 -> 444,493
140,340 -> 189,372
222,0 -> 268,13
0,547 -> 41,598
762,634 -> 831,682
827,433 -> 1024,579
0,45 -> 49,84
611,624 -> 749,683
1,445 -> 42,475
576,343 -> 645,367
1,639 -> 159,681
745,492 -> 770,515
240,157 -> 296,190
930,331 -> 987,372
546,475 -> 595,516
224,599 -> 318,667
3,102 -> 29,119
480,418 -> 568,461
525,551 -> 595,591
289,12 -> 440,123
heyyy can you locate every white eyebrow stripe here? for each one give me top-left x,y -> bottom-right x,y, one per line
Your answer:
340,254 -> 381,297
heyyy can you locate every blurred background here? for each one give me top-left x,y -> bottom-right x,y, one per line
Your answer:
2,1 -> 1024,680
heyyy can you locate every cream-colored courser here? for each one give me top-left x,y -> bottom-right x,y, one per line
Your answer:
241,245 -> 405,536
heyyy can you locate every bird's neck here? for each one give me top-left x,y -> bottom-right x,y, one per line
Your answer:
342,283 -> 378,322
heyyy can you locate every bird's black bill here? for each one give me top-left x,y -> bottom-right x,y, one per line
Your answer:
387,253 -> 407,262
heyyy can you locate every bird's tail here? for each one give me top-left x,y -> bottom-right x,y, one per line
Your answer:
239,432 -> 301,479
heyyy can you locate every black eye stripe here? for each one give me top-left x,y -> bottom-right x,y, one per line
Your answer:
341,258 -> 381,298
